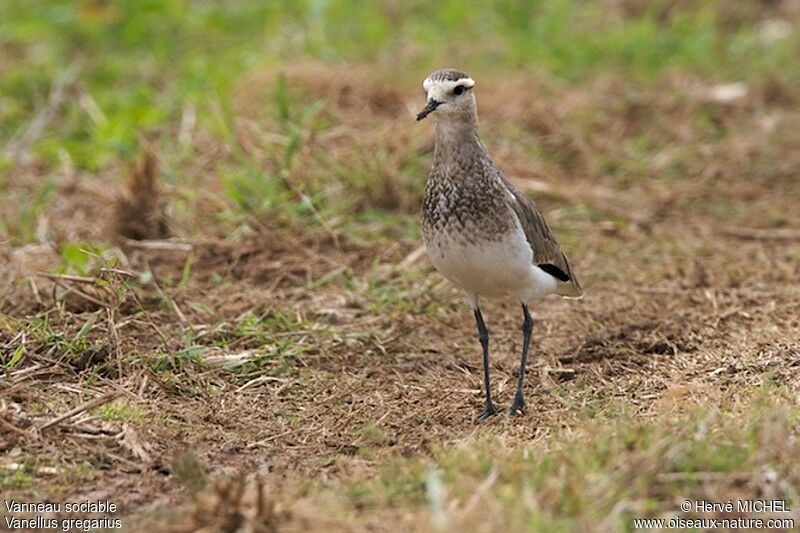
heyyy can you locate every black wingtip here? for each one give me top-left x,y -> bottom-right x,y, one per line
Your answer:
537,263 -> 570,282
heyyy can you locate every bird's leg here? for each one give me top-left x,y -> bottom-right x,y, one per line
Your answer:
473,307 -> 497,421
509,304 -> 533,415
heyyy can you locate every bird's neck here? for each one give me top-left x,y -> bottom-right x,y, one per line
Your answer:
433,117 -> 484,168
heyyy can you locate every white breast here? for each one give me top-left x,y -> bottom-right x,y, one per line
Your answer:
425,214 -> 558,304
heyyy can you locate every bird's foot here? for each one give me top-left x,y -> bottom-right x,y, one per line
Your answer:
477,402 -> 498,421
508,392 -> 526,415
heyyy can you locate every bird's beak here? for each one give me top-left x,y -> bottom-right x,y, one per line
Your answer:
416,99 -> 440,121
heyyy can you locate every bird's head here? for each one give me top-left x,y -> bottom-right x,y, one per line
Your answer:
416,69 -> 476,122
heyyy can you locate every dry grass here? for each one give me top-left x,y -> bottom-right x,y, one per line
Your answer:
2,25 -> 800,531
113,143 -> 170,241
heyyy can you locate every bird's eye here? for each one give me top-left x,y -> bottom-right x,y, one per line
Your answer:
453,85 -> 464,96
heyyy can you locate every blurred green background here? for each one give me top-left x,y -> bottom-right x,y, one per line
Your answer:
2,0 -> 797,170
1,0 -> 798,246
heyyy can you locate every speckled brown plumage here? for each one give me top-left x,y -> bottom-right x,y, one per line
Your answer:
420,118 -> 582,297
421,130 -> 513,247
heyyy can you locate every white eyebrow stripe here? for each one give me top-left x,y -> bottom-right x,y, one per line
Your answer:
423,78 -> 476,98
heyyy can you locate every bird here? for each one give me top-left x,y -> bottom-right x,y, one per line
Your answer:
416,68 -> 583,420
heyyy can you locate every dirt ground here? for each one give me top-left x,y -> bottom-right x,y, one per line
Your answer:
2,64 -> 799,531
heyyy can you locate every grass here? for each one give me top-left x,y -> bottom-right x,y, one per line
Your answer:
2,0 -> 799,243
1,1 -> 799,531
0,465 -> 36,490
96,400 -> 147,423
161,387 -> 800,531
374,390 -> 792,522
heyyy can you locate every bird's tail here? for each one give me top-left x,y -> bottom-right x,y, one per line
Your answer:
556,278 -> 583,299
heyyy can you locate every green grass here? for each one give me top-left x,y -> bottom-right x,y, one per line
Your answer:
5,315 -> 91,360
0,468 -> 35,490
337,387 -> 800,530
143,308 -> 324,384
2,0 -> 799,243
96,400 -> 147,423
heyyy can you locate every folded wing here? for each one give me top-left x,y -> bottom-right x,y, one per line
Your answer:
503,179 -> 583,298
